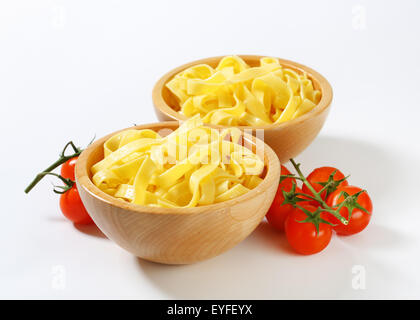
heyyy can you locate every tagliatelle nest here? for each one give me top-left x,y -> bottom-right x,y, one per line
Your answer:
166,56 -> 321,126
91,116 -> 265,208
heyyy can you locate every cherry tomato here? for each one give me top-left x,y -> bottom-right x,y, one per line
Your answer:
285,204 -> 332,255
326,186 -> 372,235
60,185 -> 93,224
302,166 -> 348,205
266,165 -> 299,231
266,186 -> 303,232
279,165 -> 296,192
61,157 -> 78,181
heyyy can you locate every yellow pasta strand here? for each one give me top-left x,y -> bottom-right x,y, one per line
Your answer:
166,56 -> 321,126
132,156 -> 156,205
91,115 -> 264,207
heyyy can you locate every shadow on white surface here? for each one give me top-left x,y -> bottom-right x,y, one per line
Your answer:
46,216 -> 68,223
248,220 -> 298,255
133,135 -> 417,299
335,223 -> 411,250
136,222 -> 414,299
135,221 -> 346,299
295,135 -> 403,204
74,223 -> 107,239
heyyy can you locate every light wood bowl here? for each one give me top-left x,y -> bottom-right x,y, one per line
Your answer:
152,55 -> 333,163
75,121 -> 280,265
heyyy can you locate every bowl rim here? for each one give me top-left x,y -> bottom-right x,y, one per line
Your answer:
75,121 -> 280,216
152,54 -> 333,130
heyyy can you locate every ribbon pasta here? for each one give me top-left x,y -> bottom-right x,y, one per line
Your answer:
91,116 -> 265,208
166,56 -> 321,126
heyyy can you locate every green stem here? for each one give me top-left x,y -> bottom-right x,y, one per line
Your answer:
281,174 -> 304,181
38,172 -> 74,186
60,141 -> 80,156
24,137 -> 95,194
290,159 -> 327,205
289,159 -> 348,225
36,172 -> 74,194
24,147 -> 81,193
294,192 -> 318,202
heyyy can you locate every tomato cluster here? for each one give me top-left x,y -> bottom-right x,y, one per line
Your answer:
266,164 -> 372,255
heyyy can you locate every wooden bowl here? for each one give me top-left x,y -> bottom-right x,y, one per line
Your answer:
75,121 -> 280,264
152,55 -> 333,163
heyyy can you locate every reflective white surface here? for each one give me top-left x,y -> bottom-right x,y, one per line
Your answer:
1,0 -> 419,299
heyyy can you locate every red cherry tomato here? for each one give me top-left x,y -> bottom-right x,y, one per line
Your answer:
279,165 -> 296,192
266,186 -> 303,232
302,166 -> 348,205
266,165 -> 299,232
59,185 -> 93,224
326,186 -> 372,235
61,157 -> 78,181
285,204 -> 332,255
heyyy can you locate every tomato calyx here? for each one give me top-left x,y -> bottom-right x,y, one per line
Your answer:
38,172 -> 75,194
315,171 -> 350,199
294,204 -> 335,235
287,159 -> 372,230
24,139 -> 95,225
24,138 -> 93,194
289,159 -> 349,226
332,189 -> 371,220
281,183 -> 309,206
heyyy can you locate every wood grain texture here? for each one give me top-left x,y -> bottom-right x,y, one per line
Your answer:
152,55 -> 333,163
75,121 -> 280,265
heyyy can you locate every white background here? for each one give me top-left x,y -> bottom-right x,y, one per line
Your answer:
1,0 -> 420,299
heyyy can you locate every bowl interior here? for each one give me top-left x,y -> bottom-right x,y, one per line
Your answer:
158,55 -> 329,126
76,121 -> 279,215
